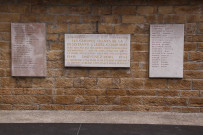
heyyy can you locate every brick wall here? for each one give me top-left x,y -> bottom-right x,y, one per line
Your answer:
0,0 -> 202,113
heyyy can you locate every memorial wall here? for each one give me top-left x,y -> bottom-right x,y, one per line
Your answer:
0,0 -> 202,112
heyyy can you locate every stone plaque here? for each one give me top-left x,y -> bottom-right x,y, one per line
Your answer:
149,24 -> 184,78
65,34 -> 130,67
11,23 -> 46,77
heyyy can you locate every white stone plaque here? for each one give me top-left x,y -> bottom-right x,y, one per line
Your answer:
65,34 -> 130,67
11,23 -> 46,77
149,24 -> 184,78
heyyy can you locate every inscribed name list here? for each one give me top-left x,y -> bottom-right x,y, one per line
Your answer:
11,23 -> 46,77
65,34 -> 130,67
149,24 -> 184,78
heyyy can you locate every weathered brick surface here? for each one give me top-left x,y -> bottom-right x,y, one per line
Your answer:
0,0 -> 202,112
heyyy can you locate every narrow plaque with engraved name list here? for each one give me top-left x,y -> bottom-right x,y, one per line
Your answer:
11,23 -> 46,77
149,24 -> 184,78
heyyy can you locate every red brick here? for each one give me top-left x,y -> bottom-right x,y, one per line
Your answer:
68,6 -> 91,14
143,97 -> 165,106
164,15 -> 186,23
102,0 -> 128,5
184,62 -> 199,70
187,15 -> 201,23
98,24 -> 113,34
133,52 -> 148,62
41,105 -> 65,110
13,88 -> 23,95
60,0 -> 82,5
65,105 -> 84,110
9,4 -> 29,13
189,98 -> 203,106
3,96 -> 32,104
47,34 -> 58,41
104,105 -> 129,111
0,32 -> 10,41
130,106 -> 171,112
33,96 -> 52,104
107,90 -> 126,96
181,107 -> 200,113
32,78 -> 54,88
135,24 -> 149,34
69,24 -> 96,34
97,78 -> 119,89
198,43 -> 203,51
0,104 -> 12,110
0,4 -> 9,12
166,0 -> 189,5
168,80 -> 191,90
113,6 -> 136,15
82,16 -> 100,23
66,69 -> 88,77
112,69 -> 131,78
137,6 -> 157,14
122,16 -> 145,24
21,14 -> 37,22
103,16 -> 121,23
0,23 -> 10,32
54,96 -> 75,104
24,88 -> 45,95
93,6 -> 111,15
39,15 -> 55,22
146,15 -> 163,23
193,80 -> 203,90
185,23 -> 197,35
165,98 -> 187,106
145,79 -> 167,89
190,52 -> 203,62
128,0 -> 147,5
158,6 -> 173,14
84,0 -> 101,5
120,78 -> 143,89
184,42 -> 196,51
114,24 -> 135,34
47,51 -> 63,61
174,6 -> 201,14
32,6 -> 47,14
64,88 -> 84,95
181,90 -> 199,97
0,88 -> 12,95
84,105 -> 104,111
16,78 -> 32,88
184,71 -> 203,79
158,90 -> 179,97
127,90 -> 156,96
48,6 -> 68,14
187,35 -> 203,42
13,105 -> 38,110
84,78 -> 97,89
0,77 -> 16,88
56,78 -> 73,88
56,15 -> 80,23
85,89 -> 106,96
47,24 -> 67,33
131,35 -> 149,43
89,70 -> 111,77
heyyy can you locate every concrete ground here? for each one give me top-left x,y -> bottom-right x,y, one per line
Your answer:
0,111 -> 203,135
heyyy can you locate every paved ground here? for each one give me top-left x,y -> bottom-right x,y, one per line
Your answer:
1,111 -> 203,125
0,123 -> 203,135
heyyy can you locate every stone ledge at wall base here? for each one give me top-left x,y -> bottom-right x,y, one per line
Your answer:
0,111 -> 203,126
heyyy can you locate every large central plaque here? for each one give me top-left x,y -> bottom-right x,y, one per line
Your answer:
11,23 -> 46,77
149,24 -> 184,78
65,34 -> 130,67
